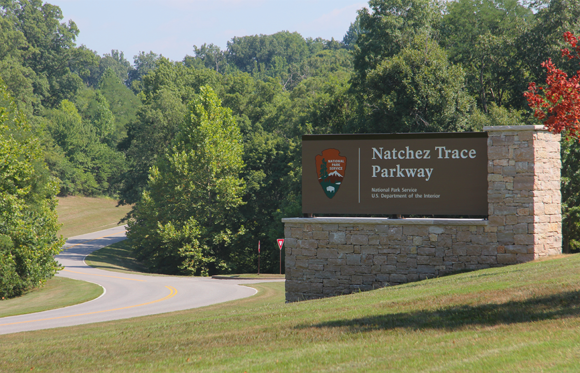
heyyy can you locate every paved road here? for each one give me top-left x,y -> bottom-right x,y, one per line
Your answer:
0,226 -> 283,335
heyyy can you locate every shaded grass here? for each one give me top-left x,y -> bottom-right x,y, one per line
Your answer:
0,277 -> 103,318
57,196 -> 132,238
213,273 -> 285,279
85,239 -> 150,274
86,240 -> 285,279
3,255 -> 580,371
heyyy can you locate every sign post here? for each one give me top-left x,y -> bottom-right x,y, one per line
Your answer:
258,240 -> 260,275
277,239 -> 284,275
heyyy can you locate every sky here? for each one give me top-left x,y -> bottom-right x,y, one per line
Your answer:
50,0 -> 368,62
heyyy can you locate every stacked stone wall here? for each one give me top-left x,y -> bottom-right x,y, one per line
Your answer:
284,219 -> 489,302
284,126 -> 562,302
487,126 -> 561,261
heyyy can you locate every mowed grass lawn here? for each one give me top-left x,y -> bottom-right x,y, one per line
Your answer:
56,196 -> 132,238
0,277 -> 102,318
3,254 -> 580,372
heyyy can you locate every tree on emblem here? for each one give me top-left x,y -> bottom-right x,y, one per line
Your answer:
319,158 -> 328,182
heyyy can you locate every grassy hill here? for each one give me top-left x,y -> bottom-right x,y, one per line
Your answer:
56,196 -> 132,238
2,253 -> 580,371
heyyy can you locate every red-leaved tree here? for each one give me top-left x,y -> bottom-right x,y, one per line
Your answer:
525,32 -> 580,138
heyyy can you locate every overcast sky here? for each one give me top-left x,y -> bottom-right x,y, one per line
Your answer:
49,0 -> 367,62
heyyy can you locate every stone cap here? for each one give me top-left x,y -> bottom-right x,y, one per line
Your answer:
484,125 -> 547,132
282,217 -> 488,226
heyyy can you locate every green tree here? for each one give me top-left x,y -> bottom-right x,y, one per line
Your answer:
127,51 -> 159,93
351,0 -> 442,88
98,68 -> 141,140
561,137 -> 580,253
343,16 -> 363,50
519,0 -> 580,90
227,31 -> 310,75
45,98 -> 125,196
0,78 -> 64,298
127,86 -> 246,275
320,158 -> 328,181
356,36 -> 475,133
0,0 -> 96,110
441,0 -> 533,112
191,43 -> 228,72
118,88 -> 188,206
83,49 -> 133,88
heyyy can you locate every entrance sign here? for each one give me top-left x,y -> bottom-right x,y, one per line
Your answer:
302,133 -> 488,216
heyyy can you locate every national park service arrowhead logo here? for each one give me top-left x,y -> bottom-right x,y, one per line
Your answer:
315,149 -> 347,199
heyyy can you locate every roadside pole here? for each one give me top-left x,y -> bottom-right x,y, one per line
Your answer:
277,239 -> 284,275
258,240 -> 260,275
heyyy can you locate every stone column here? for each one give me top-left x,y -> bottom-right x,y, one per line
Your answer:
485,125 -> 561,261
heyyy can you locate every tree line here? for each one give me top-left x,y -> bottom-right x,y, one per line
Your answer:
1,0 -> 580,294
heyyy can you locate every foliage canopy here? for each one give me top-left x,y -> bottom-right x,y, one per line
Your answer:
0,78 -> 64,298
127,86 -> 246,275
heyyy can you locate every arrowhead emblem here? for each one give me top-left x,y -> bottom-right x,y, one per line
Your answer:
315,149 -> 347,199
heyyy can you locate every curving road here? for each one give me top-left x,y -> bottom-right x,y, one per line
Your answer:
0,226 -> 283,335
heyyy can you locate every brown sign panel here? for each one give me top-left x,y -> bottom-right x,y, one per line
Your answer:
302,133 -> 488,216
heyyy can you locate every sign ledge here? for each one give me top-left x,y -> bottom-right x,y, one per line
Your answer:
484,125 -> 547,131
282,217 -> 488,226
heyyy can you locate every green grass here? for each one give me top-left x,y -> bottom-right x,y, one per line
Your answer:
0,277 -> 103,318
4,254 -> 580,371
85,239 -> 150,274
57,196 -> 132,238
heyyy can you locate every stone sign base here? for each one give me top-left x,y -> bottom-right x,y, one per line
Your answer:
283,218 -> 489,301
284,126 -> 562,302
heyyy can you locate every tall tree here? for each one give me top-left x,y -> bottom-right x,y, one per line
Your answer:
351,0 -> 442,89
191,43 -> 228,72
97,68 -> 141,142
441,0 -> 534,112
83,49 -> 132,88
354,35 -> 475,133
226,31 -> 310,77
0,0 -> 96,110
127,86 -> 246,275
0,78 -> 64,298
127,51 -> 159,93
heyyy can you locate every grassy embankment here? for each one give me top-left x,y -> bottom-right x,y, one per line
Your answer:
3,253 -> 580,371
56,195 -> 132,238
0,196 -> 131,317
85,240 -> 149,274
0,278 -> 102,318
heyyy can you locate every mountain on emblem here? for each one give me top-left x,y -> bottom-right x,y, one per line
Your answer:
315,149 -> 347,199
